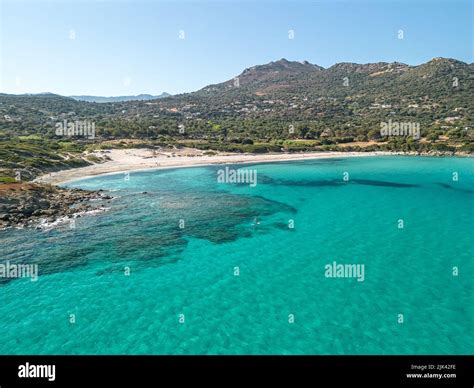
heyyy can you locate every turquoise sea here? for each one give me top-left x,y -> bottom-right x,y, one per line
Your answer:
0,156 -> 473,354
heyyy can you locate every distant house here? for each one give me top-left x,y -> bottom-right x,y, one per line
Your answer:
320,129 -> 334,137
445,116 -> 461,123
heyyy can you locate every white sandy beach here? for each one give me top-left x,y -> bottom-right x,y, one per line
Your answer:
34,148 -> 400,185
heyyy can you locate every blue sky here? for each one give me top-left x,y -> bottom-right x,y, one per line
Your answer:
1,0 -> 472,96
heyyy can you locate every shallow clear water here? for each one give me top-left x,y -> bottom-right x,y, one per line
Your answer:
0,156 -> 473,354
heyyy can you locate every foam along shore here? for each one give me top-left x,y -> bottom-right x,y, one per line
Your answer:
34,148 -> 399,186
0,182 -> 112,230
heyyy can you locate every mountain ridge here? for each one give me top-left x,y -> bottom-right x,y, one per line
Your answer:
69,93 -> 171,103
0,56 -> 471,152
1,57 -> 469,100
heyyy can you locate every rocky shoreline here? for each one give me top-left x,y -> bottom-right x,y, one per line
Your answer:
0,183 -> 112,230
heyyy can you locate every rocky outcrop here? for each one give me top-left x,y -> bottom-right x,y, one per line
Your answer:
0,183 -> 112,229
